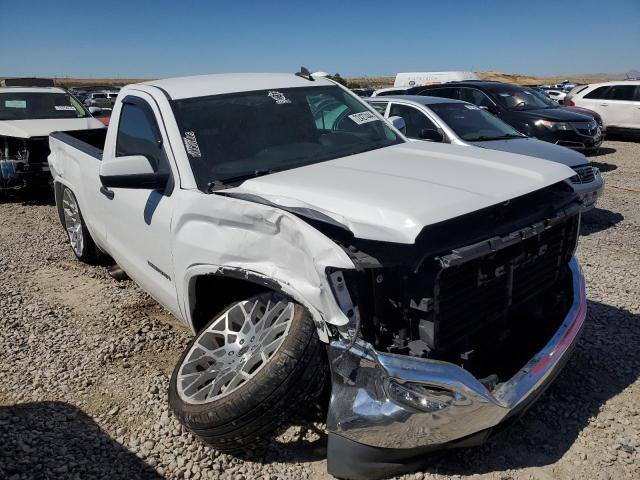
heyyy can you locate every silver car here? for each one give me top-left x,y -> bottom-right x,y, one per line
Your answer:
367,95 -> 603,210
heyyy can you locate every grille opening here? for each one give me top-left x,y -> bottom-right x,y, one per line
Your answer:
360,212 -> 580,385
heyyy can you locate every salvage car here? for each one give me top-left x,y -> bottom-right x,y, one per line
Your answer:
367,95 -> 603,210
49,73 -> 587,480
407,81 -> 603,152
0,86 -> 104,191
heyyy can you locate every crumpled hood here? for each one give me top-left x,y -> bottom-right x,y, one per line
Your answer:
0,117 -> 105,138
222,141 -> 576,244
470,137 -> 588,167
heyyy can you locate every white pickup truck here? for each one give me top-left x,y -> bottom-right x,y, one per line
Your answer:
49,73 -> 587,480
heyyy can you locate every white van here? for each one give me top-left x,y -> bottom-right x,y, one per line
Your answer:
394,71 -> 478,87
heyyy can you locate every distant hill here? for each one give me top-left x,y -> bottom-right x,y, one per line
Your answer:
0,72 -> 629,89
346,71 -> 626,88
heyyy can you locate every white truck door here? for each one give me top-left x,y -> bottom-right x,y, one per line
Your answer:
100,92 -> 181,317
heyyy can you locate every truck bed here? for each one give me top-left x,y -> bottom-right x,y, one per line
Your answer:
49,128 -> 107,160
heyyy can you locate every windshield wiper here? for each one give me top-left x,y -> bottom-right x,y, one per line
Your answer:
207,169 -> 274,192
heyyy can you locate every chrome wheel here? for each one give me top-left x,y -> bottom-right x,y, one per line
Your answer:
62,189 -> 84,257
177,294 -> 295,404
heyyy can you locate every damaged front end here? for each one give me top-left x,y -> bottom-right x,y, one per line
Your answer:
321,183 -> 586,479
0,135 -> 51,190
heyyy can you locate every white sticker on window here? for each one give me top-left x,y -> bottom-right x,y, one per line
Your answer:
267,91 -> 291,104
464,105 -> 480,110
5,100 -> 26,108
55,105 -> 76,111
348,111 -> 379,125
183,131 -> 202,158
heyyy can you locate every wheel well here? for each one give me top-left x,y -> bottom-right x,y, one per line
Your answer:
190,274 -> 275,334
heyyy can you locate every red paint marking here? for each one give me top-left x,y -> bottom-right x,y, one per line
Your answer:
529,277 -> 586,377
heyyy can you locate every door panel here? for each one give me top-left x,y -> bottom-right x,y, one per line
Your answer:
102,92 -> 180,316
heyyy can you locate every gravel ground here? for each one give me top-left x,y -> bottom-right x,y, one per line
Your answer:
0,139 -> 638,480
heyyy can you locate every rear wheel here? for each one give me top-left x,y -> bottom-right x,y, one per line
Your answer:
60,187 -> 99,264
169,291 -> 327,454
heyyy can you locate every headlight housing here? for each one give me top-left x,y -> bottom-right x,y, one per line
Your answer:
535,119 -> 572,130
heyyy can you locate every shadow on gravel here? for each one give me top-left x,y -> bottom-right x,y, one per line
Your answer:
591,161 -> 618,172
0,401 -> 161,480
580,208 -> 624,236
0,188 -> 55,206
605,132 -> 640,143
586,147 -> 617,157
424,299 -> 639,476
234,400 -> 330,465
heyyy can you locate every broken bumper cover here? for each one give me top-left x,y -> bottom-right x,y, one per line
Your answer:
326,257 -> 586,476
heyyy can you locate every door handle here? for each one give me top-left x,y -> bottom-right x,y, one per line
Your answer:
100,186 -> 115,200
599,104 -> 608,106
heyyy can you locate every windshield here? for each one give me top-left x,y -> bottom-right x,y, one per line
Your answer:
0,92 -> 90,120
492,88 -> 555,111
173,85 -> 402,190
429,102 -> 523,141
526,88 -> 560,108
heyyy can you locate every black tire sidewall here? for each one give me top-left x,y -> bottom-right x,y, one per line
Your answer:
168,292 -> 322,434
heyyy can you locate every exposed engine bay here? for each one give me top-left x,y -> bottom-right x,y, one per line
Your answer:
324,181 -> 581,385
0,135 -> 51,190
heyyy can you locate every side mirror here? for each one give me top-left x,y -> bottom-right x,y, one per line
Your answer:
88,106 -> 102,115
419,129 -> 444,142
388,115 -> 406,135
99,155 -> 168,190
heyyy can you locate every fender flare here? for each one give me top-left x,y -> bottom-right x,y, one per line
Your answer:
181,264 -> 332,343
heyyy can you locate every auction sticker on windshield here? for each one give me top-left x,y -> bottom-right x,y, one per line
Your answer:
348,111 -> 379,125
5,100 -> 26,108
54,106 -> 77,111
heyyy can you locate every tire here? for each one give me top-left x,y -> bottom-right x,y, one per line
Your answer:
168,291 -> 327,454
59,186 -> 100,264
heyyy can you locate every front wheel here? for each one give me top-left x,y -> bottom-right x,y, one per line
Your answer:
60,187 -> 99,264
168,291 -> 327,454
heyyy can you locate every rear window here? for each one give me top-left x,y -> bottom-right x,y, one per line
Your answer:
584,86 -> 609,99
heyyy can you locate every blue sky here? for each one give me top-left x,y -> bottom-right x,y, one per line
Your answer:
1,0 -> 638,78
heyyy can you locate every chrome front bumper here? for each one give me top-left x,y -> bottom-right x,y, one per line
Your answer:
573,168 -> 604,212
326,257 -> 586,453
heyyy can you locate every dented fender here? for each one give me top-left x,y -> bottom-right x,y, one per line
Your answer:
171,190 -> 356,341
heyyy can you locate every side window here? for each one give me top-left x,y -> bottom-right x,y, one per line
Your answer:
307,95 -> 349,130
369,102 -> 388,115
604,85 -> 636,101
459,88 -> 494,108
389,104 -> 437,139
116,101 -> 168,172
584,86 -> 609,99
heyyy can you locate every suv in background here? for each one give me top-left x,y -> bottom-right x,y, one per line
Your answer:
565,81 -> 640,134
407,81 -> 602,152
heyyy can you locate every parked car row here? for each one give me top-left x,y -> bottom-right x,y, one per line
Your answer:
404,81 -> 604,152
0,71 -> 625,480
